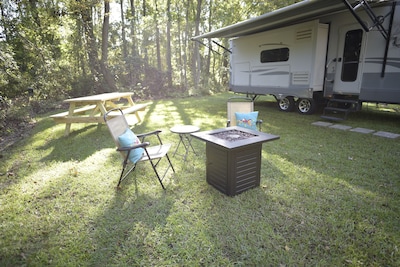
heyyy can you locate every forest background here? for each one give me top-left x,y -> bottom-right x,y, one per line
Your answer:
0,0 -> 299,135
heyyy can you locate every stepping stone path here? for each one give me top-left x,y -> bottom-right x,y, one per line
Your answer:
350,127 -> 375,134
373,131 -> 400,139
329,124 -> 353,131
311,121 -> 399,139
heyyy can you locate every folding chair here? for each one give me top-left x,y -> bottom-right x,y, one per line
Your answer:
227,97 -> 262,131
104,108 -> 175,189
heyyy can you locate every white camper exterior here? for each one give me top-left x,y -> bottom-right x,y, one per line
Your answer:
229,20 -> 329,108
193,0 -> 400,118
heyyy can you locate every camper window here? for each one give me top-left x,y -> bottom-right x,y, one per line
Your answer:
260,48 -> 289,63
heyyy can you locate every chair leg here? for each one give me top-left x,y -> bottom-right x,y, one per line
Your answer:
147,153 -> 175,190
118,161 -> 136,187
118,152 -> 175,190
148,159 -> 166,190
166,154 -> 175,173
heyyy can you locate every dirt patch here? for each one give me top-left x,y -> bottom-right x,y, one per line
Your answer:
0,119 -> 36,153
0,98 -> 62,153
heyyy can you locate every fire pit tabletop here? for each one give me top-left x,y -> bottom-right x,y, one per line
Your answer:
191,126 -> 279,149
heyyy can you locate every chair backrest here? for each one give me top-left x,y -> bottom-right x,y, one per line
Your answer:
104,109 -> 129,148
227,97 -> 254,127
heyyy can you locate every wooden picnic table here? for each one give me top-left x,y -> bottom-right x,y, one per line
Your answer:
50,92 -> 150,136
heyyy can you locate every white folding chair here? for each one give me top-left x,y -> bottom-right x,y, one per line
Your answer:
104,108 -> 175,189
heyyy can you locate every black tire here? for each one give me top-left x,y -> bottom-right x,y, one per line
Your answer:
297,98 -> 315,115
277,96 -> 295,112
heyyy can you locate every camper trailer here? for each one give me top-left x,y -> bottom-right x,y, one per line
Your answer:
193,0 -> 400,120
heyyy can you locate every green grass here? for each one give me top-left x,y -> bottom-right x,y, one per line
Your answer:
1,93 -> 399,266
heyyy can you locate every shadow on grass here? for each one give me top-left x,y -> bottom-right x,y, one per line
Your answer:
137,96 -> 227,132
88,189 -> 174,266
38,124 -> 115,163
0,117 -> 104,191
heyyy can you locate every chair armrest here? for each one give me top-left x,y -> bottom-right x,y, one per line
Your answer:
137,130 -> 164,144
136,130 -> 162,138
117,142 -> 150,151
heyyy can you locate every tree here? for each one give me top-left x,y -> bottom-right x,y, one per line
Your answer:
0,0 -> 298,101
166,0 -> 172,88
192,0 -> 202,91
100,0 -> 117,92
72,0 -> 103,93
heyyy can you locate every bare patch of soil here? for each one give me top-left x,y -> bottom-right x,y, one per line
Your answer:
0,119 -> 36,153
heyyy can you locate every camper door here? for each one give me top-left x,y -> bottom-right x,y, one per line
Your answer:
333,24 -> 366,94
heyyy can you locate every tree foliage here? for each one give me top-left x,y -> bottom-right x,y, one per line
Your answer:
0,0 -> 300,101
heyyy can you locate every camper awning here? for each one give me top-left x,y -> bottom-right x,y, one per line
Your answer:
192,0 -> 389,40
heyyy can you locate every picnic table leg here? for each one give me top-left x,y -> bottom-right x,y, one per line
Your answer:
65,124 -> 72,136
124,96 -> 143,123
98,101 -> 109,127
64,103 -> 76,136
90,105 -> 100,116
134,112 -> 142,123
126,96 -> 135,106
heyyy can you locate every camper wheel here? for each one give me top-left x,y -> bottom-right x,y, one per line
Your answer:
277,96 -> 295,112
297,98 -> 315,114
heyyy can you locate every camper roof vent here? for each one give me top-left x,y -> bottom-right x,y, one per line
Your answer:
292,72 -> 310,85
296,28 -> 313,41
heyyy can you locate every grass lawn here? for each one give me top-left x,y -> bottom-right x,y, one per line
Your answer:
1,92 -> 399,266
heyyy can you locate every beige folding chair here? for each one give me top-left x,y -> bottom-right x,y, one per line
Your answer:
104,108 -> 175,189
227,97 -> 262,131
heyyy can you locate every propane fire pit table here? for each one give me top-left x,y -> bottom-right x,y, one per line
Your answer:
191,126 -> 279,196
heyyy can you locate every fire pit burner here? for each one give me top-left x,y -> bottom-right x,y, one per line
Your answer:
210,129 -> 257,142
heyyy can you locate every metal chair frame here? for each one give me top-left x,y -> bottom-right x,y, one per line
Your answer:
227,96 -> 262,131
104,108 -> 175,189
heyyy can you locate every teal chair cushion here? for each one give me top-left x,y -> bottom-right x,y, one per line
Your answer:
118,128 -> 144,163
235,111 -> 259,131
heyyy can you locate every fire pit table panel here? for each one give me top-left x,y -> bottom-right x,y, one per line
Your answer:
206,142 -> 263,195
191,126 -> 279,196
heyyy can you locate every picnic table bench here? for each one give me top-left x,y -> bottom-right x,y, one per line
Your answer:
50,92 -> 150,136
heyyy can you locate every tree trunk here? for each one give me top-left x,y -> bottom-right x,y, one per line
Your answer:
183,0 -> 190,91
81,6 -> 102,93
192,0 -> 202,90
129,0 -> 139,85
120,0 -> 128,61
166,0 -> 172,88
0,2 -> 9,41
204,0 -> 213,86
175,3 -> 184,91
100,0 -> 117,92
154,0 -> 162,71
